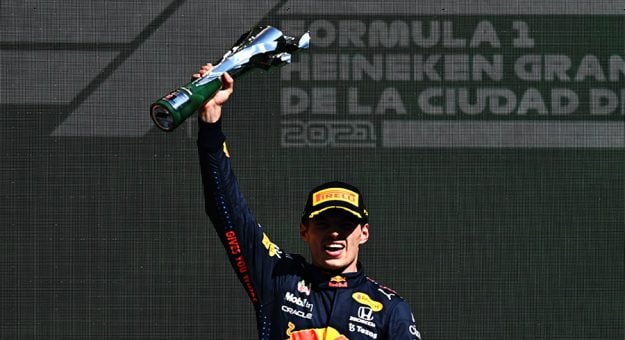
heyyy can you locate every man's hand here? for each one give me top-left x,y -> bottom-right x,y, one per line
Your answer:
193,63 -> 234,123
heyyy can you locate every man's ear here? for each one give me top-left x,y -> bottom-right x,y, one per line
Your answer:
359,223 -> 370,245
300,223 -> 309,242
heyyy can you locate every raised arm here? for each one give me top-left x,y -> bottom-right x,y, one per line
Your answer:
196,65 -> 282,310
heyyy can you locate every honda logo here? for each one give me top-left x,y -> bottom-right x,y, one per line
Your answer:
358,307 -> 374,321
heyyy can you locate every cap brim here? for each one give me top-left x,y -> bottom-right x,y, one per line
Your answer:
307,206 -> 364,220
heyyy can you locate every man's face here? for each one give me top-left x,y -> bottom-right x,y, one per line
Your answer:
300,210 -> 369,273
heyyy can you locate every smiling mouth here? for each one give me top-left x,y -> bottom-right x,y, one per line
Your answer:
324,243 -> 345,257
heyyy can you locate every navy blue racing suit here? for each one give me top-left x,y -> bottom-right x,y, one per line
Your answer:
198,119 -> 421,340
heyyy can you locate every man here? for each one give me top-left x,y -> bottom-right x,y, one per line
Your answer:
195,64 -> 421,339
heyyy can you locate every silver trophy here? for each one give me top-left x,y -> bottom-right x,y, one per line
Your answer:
150,26 -> 310,132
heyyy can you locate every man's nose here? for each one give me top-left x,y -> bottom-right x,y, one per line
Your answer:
328,230 -> 340,238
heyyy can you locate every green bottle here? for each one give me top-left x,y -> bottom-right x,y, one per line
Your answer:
150,74 -> 231,132
150,26 -> 310,132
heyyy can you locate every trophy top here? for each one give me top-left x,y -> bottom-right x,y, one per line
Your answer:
194,26 -> 310,86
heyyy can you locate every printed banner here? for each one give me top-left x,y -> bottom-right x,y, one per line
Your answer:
279,16 -> 625,147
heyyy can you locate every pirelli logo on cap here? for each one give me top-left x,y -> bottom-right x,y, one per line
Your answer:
313,188 -> 359,207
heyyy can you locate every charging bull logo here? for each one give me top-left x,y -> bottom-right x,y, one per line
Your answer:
328,275 -> 348,288
286,322 -> 348,340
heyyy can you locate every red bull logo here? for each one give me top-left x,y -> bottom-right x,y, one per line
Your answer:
287,322 -> 349,339
328,275 -> 348,288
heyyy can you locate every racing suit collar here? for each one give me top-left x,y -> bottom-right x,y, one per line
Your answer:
307,262 -> 366,289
